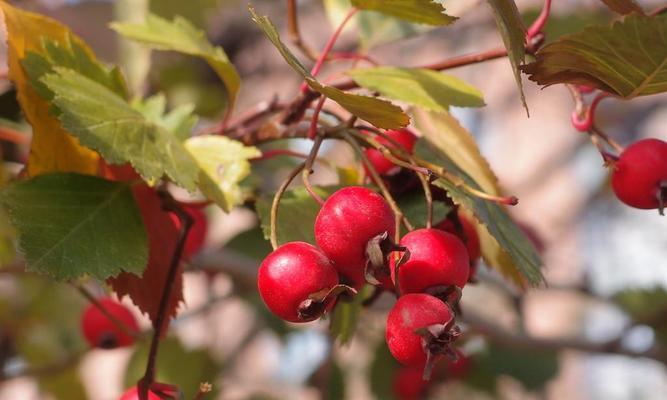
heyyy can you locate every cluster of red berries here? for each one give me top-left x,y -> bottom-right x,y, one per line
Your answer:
609,138 -> 667,213
258,129 -> 482,380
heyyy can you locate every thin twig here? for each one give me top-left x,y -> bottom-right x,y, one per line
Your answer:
0,126 -> 30,146
300,7 -> 358,93
302,117 -> 326,205
286,0 -> 319,61
270,162 -> 306,249
464,310 -> 667,365
138,191 -> 194,400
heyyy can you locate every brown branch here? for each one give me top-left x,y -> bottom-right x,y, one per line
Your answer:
286,0 -> 319,61
464,311 -> 667,364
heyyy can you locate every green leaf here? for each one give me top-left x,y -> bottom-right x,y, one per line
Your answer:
412,110 -> 540,287
415,141 -> 543,286
112,14 -> 240,113
22,36 -> 127,99
397,189 -> 452,228
466,343 -> 558,392
0,173 -> 148,280
256,186 -> 339,245
125,337 -> 219,399
351,0 -> 456,26
40,67 -> 200,190
599,0 -> 645,15
368,341 -> 400,400
184,135 -> 261,212
348,67 -> 485,111
323,0 -> 429,50
523,14 -> 667,98
132,93 -> 198,141
330,285 -> 373,344
486,0 -> 528,112
614,287 -> 667,347
249,6 -> 409,129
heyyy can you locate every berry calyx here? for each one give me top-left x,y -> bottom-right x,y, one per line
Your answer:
436,212 -> 481,279
258,242 -> 342,322
80,297 -> 139,349
364,129 -> 418,176
386,294 -> 460,378
391,229 -> 470,295
119,387 -> 160,400
610,138 -> 667,212
169,206 -> 208,259
315,186 -> 395,286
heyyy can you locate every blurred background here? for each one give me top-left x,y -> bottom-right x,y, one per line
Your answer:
0,0 -> 666,399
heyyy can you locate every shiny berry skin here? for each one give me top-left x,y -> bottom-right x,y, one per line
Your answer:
391,229 -> 469,294
386,294 -> 454,366
393,366 -> 427,400
80,298 -> 139,349
436,213 -> 481,265
119,387 -> 160,400
364,129 -> 418,176
611,138 -> 667,210
170,206 -> 208,259
257,242 -> 338,323
315,186 -> 395,286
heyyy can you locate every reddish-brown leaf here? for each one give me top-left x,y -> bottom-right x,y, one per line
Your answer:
102,163 -> 184,326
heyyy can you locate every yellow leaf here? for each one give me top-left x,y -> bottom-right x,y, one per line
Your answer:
1,2 -> 99,176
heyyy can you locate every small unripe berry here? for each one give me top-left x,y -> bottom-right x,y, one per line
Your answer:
258,242 -> 339,322
391,229 -> 469,294
315,186 -> 395,286
80,298 -> 139,349
364,129 -> 418,176
611,138 -> 667,210
119,387 -> 160,400
386,293 -> 457,367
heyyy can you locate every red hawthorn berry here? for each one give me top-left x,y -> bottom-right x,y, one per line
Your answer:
364,129 -> 418,176
119,387 -> 160,400
436,212 -> 481,267
257,242 -> 339,322
386,294 -> 459,368
611,138 -> 667,210
393,366 -> 427,400
315,186 -> 395,287
80,297 -> 139,349
169,206 -> 208,259
391,229 -> 469,295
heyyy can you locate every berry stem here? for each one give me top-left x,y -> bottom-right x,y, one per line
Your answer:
526,0 -> 552,40
353,126 -> 434,226
270,162 -> 306,249
74,284 -> 142,341
341,131 -> 414,235
299,7 -> 358,94
138,190 -> 194,400
302,128 -> 326,205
